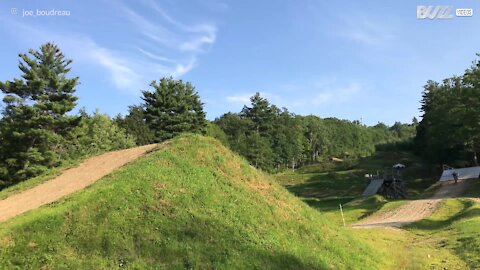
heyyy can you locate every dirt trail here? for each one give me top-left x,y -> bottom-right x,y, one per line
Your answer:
0,144 -> 157,223
353,179 -> 475,228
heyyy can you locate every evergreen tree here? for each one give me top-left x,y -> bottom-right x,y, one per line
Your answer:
215,93 -> 415,172
240,92 -> 278,135
0,43 -> 79,185
205,122 -> 230,147
115,105 -> 155,145
142,78 -> 207,142
215,112 -> 251,156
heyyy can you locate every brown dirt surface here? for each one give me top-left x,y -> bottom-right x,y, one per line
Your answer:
352,179 -> 475,228
0,144 -> 157,223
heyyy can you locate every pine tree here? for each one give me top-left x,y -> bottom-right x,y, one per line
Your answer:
0,43 -> 79,186
142,77 -> 207,142
240,92 -> 278,135
115,105 -> 155,145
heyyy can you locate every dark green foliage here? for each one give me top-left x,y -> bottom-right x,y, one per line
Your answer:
115,105 -> 155,146
415,55 -> 480,166
205,122 -> 229,147
0,135 -> 388,269
142,77 -> 207,142
215,93 -> 415,172
64,109 -> 136,159
0,43 -> 79,187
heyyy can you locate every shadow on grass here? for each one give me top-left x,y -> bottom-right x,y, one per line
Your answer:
304,195 -> 388,221
285,171 -> 366,199
407,200 -> 480,230
303,197 -> 356,212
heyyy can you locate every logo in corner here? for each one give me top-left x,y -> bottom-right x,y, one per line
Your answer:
417,6 -> 454,19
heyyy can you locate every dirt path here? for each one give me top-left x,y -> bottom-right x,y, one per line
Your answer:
353,180 -> 474,228
0,144 -> 157,223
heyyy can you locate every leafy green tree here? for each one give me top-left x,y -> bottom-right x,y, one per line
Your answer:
215,93 -> 415,172
415,56 -> 480,166
115,105 -> 154,146
205,122 -> 230,147
64,109 -> 136,159
0,43 -> 79,185
245,132 -> 275,169
412,117 -> 419,125
142,77 -> 207,142
240,92 -> 278,135
271,110 -> 305,170
215,112 -> 252,159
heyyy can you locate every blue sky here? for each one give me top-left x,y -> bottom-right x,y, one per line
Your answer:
1,0 -> 479,125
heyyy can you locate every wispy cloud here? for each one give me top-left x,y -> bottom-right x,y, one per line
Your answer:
137,47 -> 175,63
88,46 -> 139,89
310,82 -> 360,105
336,15 -> 395,46
180,31 -> 216,52
1,0 -> 221,93
226,94 -> 253,103
226,80 -> 361,109
172,58 -> 197,77
227,91 -> 285,104
122,0 -> 217,52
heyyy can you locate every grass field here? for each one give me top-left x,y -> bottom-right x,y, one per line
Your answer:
1,135 -> 480,269
276,150 -> 438,217
0,135 -> 406,270
406,180 -> 480,269
276,149 -> 480,269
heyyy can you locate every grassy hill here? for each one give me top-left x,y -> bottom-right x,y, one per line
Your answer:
276,150 -> 438,215
0,134 -> 397,269
275,150 -> 480,269
406,181 -> 480,269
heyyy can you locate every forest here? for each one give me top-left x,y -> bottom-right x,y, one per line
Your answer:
415,56 -> 480,167
3,41 -> 472,190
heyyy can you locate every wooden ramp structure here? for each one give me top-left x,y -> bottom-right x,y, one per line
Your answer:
439,166 -> 480,182
362,165 -> 407,199
362,179 -> 384,196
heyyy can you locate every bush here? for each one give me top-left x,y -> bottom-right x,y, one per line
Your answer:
63,110 -> 136,159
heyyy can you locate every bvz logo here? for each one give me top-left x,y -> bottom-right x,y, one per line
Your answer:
417,6 -> 454,19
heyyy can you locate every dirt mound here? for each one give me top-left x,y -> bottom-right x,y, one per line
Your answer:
0,144 -> 157,222
353,179 -> 475,228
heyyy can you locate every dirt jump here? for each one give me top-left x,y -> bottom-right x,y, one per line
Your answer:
353,179 -> 476,228
0,144 -> 157,223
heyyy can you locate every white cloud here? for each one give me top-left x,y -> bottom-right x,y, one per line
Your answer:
137,47 -> 175,63
120,5 -> 179,49
122,1 -> 217,52
226,92 -> 283,105
180,32 -> 216,52
172,58 -> 197,77
88,47 -> 139,89
226,94 -> 253,103
336,15 -> 395,46
226,81 -> 361,109
1,1 -> 219,94
311,82 -> 360,105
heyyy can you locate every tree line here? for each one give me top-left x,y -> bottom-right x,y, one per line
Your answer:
415,55 -> 480,167
0,43 -> 207,189
0,42 -> 416,189
213,93 -> 416,172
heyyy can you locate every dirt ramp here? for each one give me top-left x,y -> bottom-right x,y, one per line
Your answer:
0,144 -> 157,222
353,179 -> 474,228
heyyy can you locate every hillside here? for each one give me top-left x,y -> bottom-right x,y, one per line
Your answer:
0,134 -> 393,269
276,150 -> 437,215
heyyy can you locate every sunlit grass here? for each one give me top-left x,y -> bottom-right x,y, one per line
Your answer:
0,135 -> 397,269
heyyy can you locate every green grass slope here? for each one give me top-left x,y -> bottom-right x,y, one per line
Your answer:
407,180 -> 480,269
0,135 -> 391,270
276,150 -> 437,216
